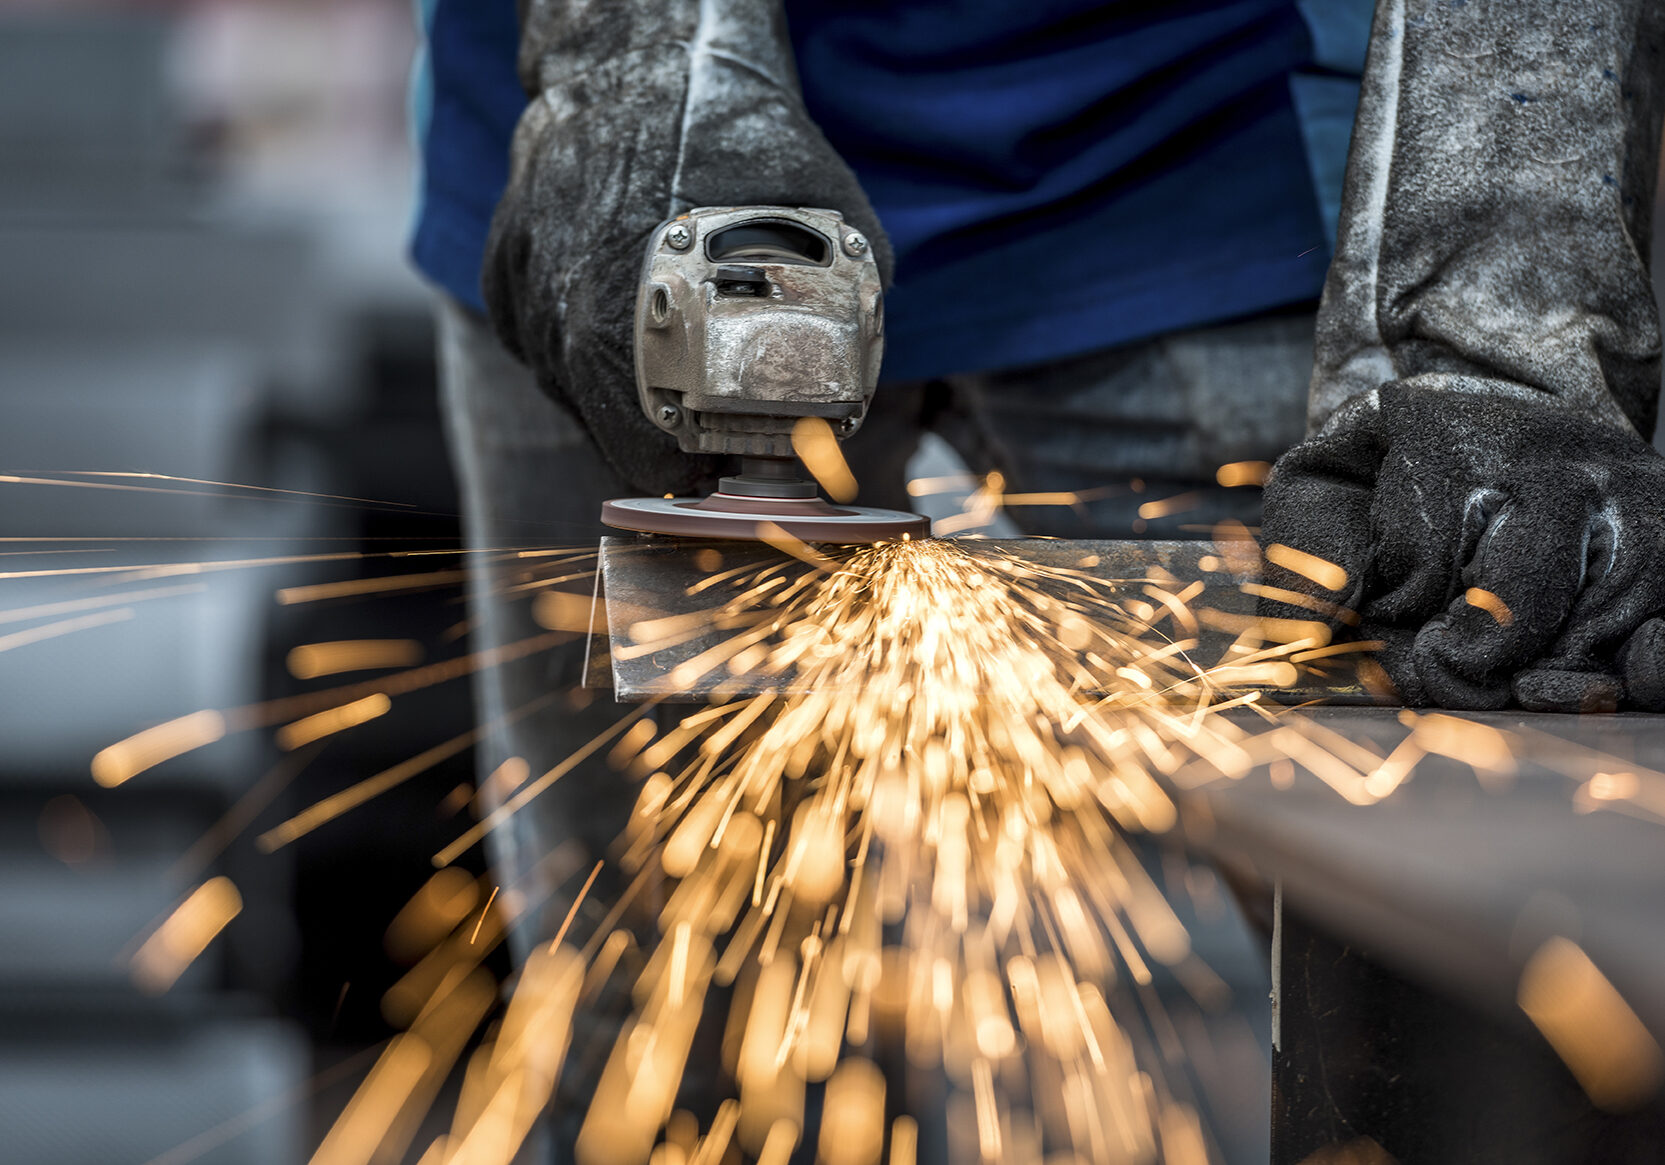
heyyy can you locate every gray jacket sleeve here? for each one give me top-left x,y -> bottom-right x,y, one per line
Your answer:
510,0 -> 808,222
1310,0 -> 1665,438
482,0 -> 888,494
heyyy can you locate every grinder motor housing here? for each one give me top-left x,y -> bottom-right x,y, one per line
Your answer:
634,206 -> 885,460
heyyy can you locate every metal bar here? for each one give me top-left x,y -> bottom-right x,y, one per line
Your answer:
587,535 -> 1376,703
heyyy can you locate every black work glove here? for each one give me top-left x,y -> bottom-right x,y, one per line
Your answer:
482,0 -> 891,496
1259,0 -> 1665,712
1263,384 -> 1665,711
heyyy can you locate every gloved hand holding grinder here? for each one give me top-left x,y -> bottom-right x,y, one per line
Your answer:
1260,0 -> 1665,712
481,0 -> 891,499
485,0 -> 1665,713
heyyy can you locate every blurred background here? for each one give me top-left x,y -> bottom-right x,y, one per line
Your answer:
0,2 -> 502,1161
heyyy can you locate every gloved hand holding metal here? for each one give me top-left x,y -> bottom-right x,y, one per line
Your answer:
481,0 -> 891,497
1259,0 -> 1665,712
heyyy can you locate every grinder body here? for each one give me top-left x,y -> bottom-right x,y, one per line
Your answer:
602,206 -> 928,543
635,206 -> 884,458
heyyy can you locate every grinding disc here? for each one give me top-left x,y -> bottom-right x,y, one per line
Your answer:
601,491 -> 931,543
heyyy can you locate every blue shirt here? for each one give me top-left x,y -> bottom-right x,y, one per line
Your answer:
410,1 -> 1369,380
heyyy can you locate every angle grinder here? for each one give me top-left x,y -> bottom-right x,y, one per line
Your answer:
599,206 -> 930,543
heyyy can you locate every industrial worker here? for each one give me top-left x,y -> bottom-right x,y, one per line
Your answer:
410,0 -> 1665,1153
414,6 -> 1356,898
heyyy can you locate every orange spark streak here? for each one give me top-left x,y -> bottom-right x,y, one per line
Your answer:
791,417 -> 859,503
0,607 -> 132,653
275,694 -> 392,751
287,639 -> 425,679
277,569 -> 471,605
92,710 -> 227,787
1000,488 -> 1113,507
52,470 -> 417,508
1464,586 -> 1514,626
1136,492 -> 1201,521
470,888 -> 500,944
131,877 -> 243,993
756,522 -> 841,572
1240,582 -> 1360,625
1519,937 -> 1664,1110
308,1035 -> 436,1165
905,473 -> 981,497
1215,460 -> 1271,487
1265,543 -> 1350,593
548,861 -> 606,953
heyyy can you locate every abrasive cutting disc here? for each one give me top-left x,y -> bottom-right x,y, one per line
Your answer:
601,491 -> 931,543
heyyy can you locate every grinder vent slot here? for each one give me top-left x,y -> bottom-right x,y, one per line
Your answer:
706,220 -> 831,266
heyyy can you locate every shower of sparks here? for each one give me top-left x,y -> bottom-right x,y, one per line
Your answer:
179,532 -> 1336,1165
534,536 -> 1310,1165
21,465 -> 1665,1164
76,521 -> 1665,1165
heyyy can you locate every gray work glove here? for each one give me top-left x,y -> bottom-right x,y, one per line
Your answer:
1259,0 -> 1665,712
482,0 -> 891,497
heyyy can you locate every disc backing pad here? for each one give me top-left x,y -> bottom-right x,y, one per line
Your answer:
601,491 -> 931,543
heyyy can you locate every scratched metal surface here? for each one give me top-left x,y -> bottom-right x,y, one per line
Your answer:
587,535 -> 1376,703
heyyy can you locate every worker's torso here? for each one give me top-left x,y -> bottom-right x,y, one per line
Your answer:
410,0 -> 1370,379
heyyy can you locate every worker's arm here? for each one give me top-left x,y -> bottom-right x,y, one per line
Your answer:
1259,0 -> 1665,711
481,0 -> 891,496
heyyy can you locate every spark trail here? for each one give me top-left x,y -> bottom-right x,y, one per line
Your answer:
69,522 -> 1665,1164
